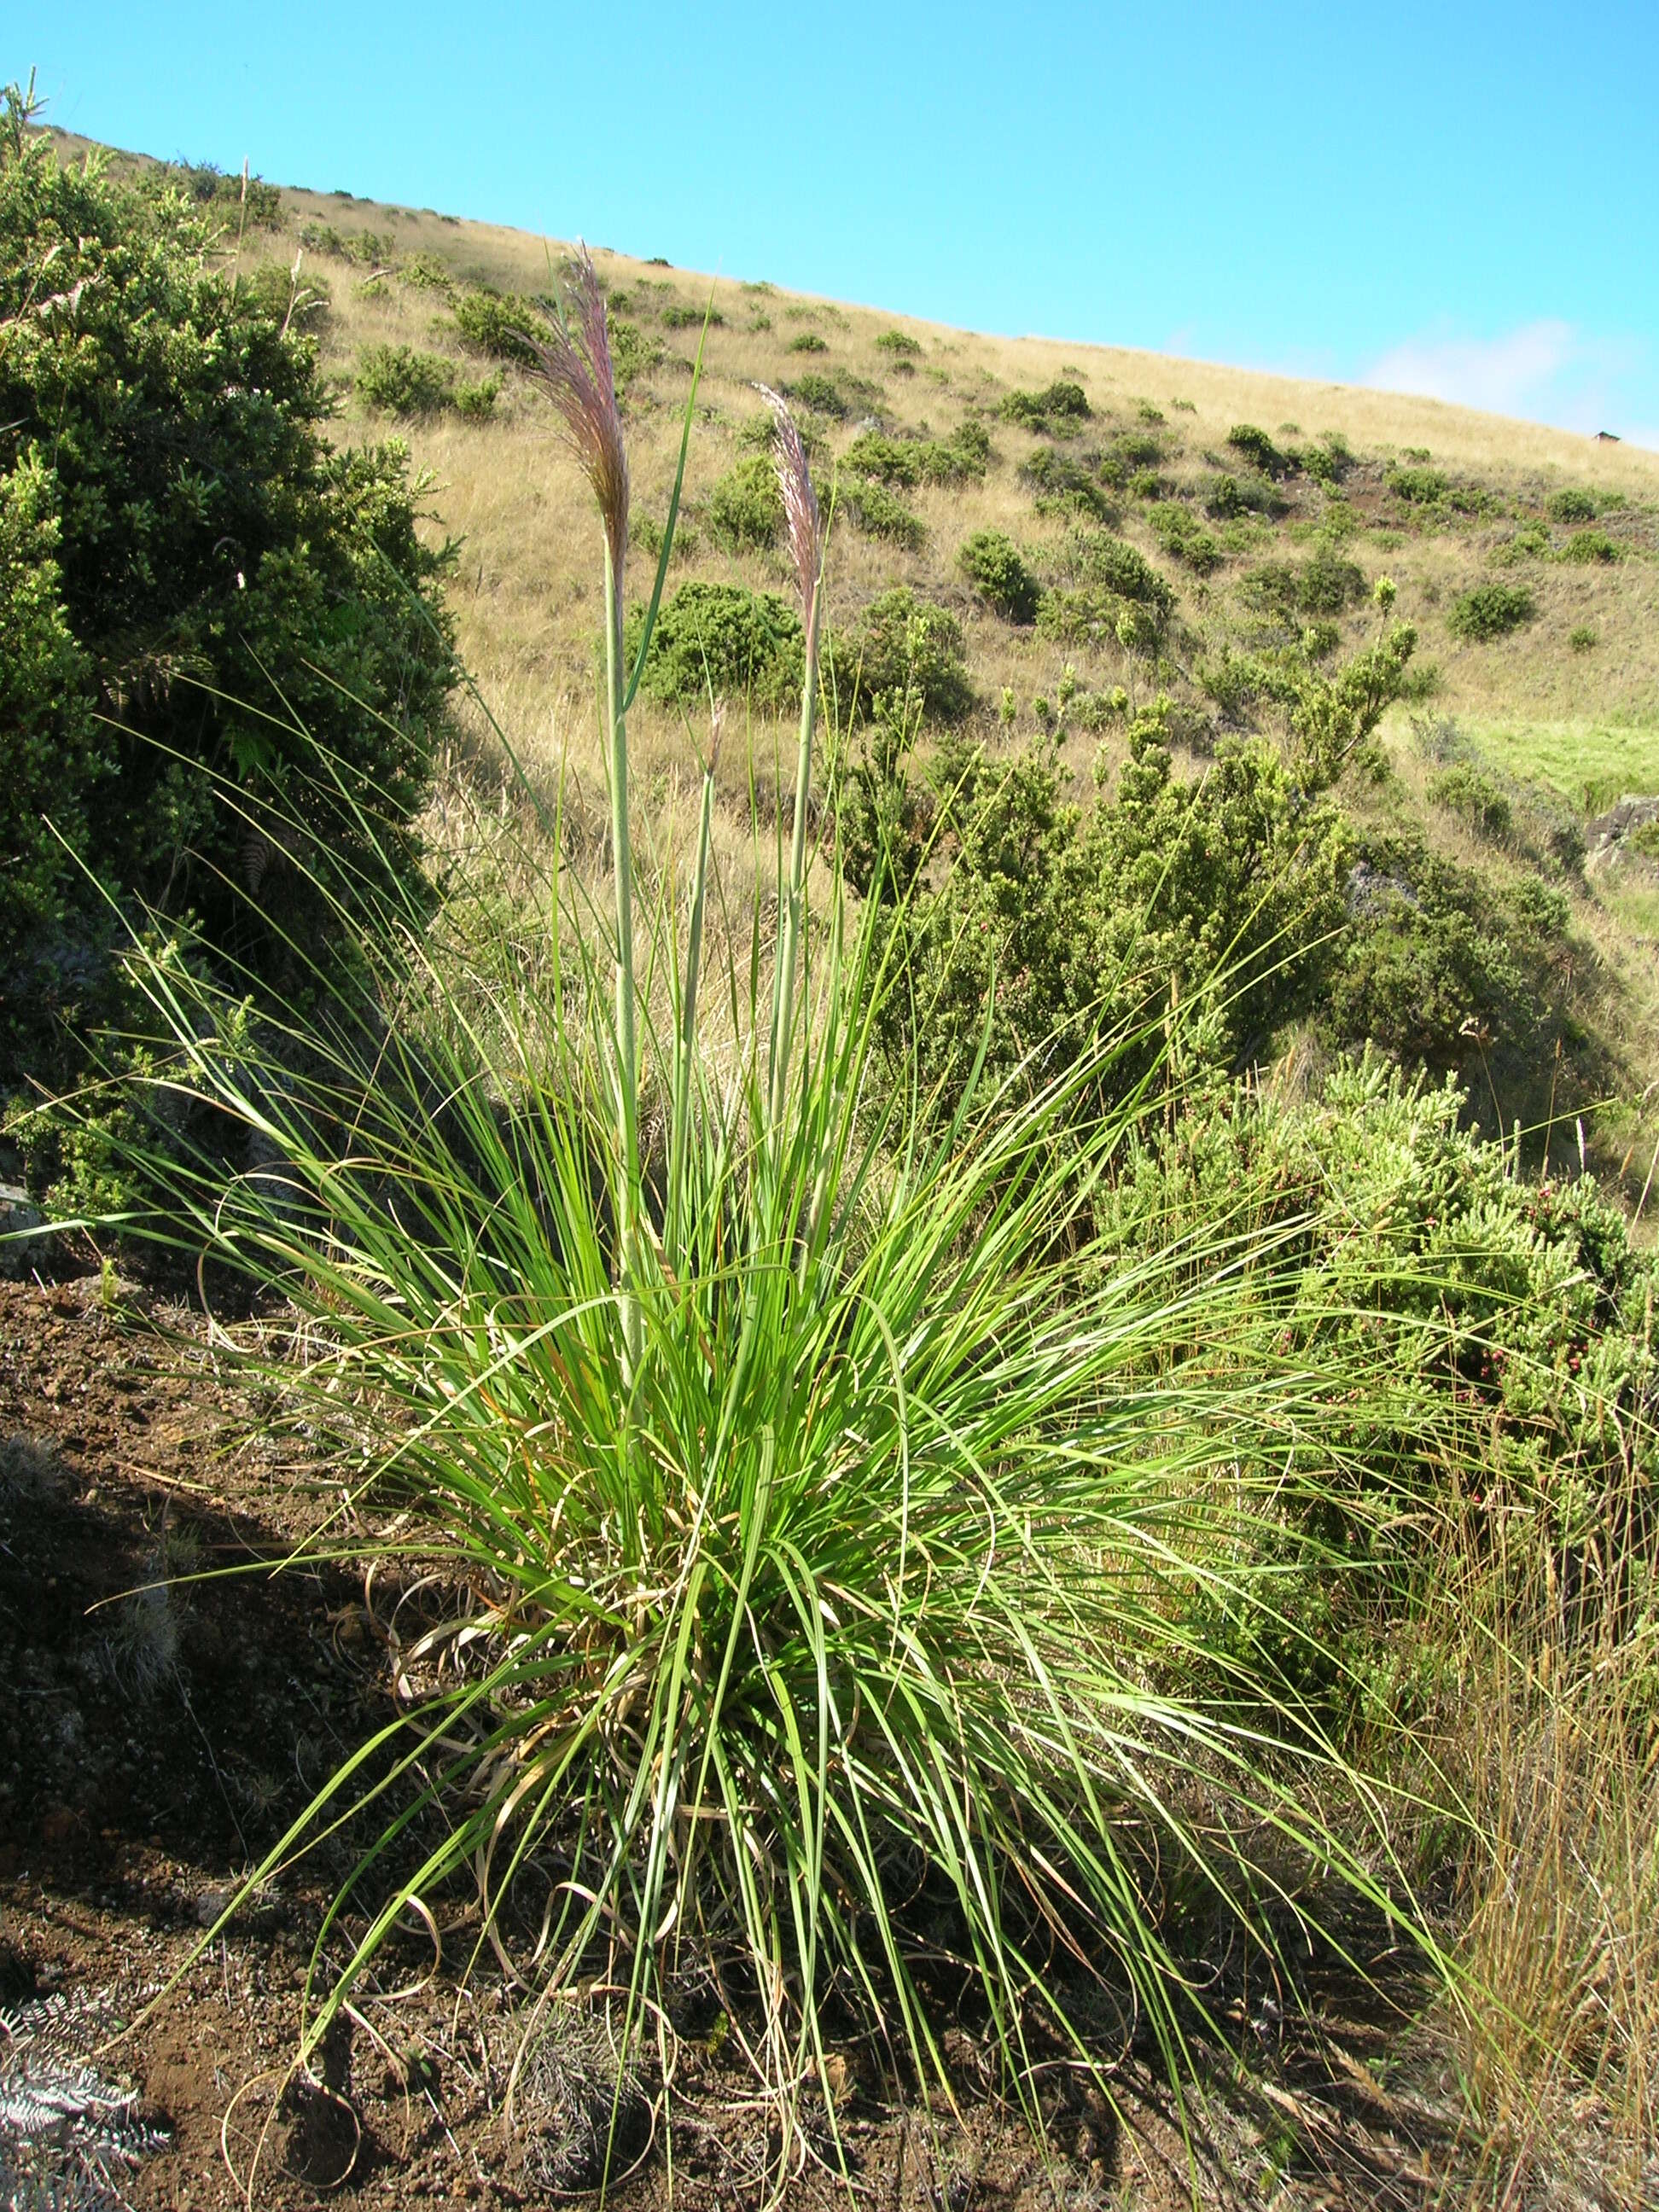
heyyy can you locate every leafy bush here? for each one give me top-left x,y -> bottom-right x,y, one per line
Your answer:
876,329 -> 922,357
626,579 -> 802,712
706,454 -> 783,552
840,479 -> 926,549
158,158 -> 283,229
782,370 -> 847,417
1301,433 -> 1353,486
356,342 -> 457,415
659,300 -> 722,329
1059,527 -> 1175,614
1205,469 -> 1286,521
1298,546 -> 1367,614
1563,529 -> 1621,564
1021,445 -> 1115,519
449,286 -> 540,366
957,529 -> 1040,622
787,330 -> 828,353
1546,486 -> 1599,524
1227,423 -> 1294,478
1447,583 -> 1535,641
1427,763 -> 1513,839
1569,625 -> 1598,654
1000,379 -> 1091,430
823,586 -> 975,725
0,96 -> 456,1094
1388,463 -> 1451,506
608,319 -> 664,389
1148,502 -> 1223,573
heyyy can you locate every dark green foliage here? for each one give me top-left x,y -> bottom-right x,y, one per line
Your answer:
659,301 -> 722,329
876,329 -> 923,358
1205,469 -> 1285,521
400,251 -> 453,294
1569,625 -> 1598,654
609,319 -> 664,390
1427,763 -> 1513,839
1562,529 -> 1621,564
1021,445 -> 1115,520
1300,434 -> 1353,487
357,343 -> 498,419
845,423 -> 989,489
1227,424 -> 1295,478
449,286 -> 540,366
626,580 -> 803,712
0,99 -> 457,1087
1058,528 -> 1175,615
783,372 -> 847,417
1097,430 -> 1168,491
1097,1055 -> 1656,1542
1000,380 -> 1091,431
957,530 -> 1040,623
157,158 -> 282,229
823,587 -> 975,725
1237,562 -> 1302,622
1388,463 -> 1451,506
788,331 -> 828,353
1297,546 -> 1367,614
840,480 -> 927,550
1148,503 -> 1223,573
1447,583 -> 1535,641
1331,835 -> 1575,1091
1545,486 -> 1599,524
707,455 -> 783,553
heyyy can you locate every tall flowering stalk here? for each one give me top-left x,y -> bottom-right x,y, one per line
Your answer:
526,249 -> 641,1343
756,385 -> 826,1128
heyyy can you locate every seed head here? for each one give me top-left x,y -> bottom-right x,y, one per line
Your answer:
528,245 -> 629,584
754,384 -> 824,655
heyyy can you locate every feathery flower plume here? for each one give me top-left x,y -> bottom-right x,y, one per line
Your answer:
755,383 -> 824,651
529,245 -> 629,585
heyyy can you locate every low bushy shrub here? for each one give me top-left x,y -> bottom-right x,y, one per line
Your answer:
626,580 -> 803,712
1000,379 -> 1091,431
783,371 -> 847,417
1569,625 -> 1598,653
788,331 -> 828,353
1060,527 -> 1175,614
841,479 -> 926,549
1148,502 -> 1223,573
659,300 -> 723,329
1447,583 -> 1535,641
159,159 -> 283,229
1021,445 -> 1115,520
1227,423 -> 1295,478
357,342 -> 457,416
1427,763 -> 1513,839
449,287 -> 540,366
876,329 -> 922,357
1562,529 -> 1621,564
706,455 -> 783,552
1298,546 -> 1367,613
823,586 -> 975,725
845,423 -> 987,489
957,529 -> 1040,622
1388,463 -> 1451,506
1545,486 -> 1599,524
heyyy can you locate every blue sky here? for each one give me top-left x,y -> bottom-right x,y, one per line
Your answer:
17,2 -> 1659,445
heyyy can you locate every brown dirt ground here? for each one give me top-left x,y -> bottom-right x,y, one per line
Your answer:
0,1269 -> 1539,2211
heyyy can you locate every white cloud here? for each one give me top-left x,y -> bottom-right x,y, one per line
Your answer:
1364,320 -> 1656,448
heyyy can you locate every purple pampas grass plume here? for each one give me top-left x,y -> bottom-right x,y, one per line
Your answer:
529,245 -> 629,585
755,383 -> 824,655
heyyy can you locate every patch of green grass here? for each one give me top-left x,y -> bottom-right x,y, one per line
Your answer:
1455,719 -> 1659,810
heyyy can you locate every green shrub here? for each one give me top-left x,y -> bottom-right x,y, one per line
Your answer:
957,529 -> 1040,622
876,329 -> 922,357
451,374 -> 501,420
823,586 -> 975,725
1301,434 -> 1353,486
1021,445 -> 1115,520
609,319 -> 663,389
659,300 -> 723,329
1058,527 -> 1174,614
1237,562 -> 1302,622
1388,463 -> 1450,506
788,330 -> 828,353
626,579 -> 803,712
1205,469 -> 1286,521
1563,529 -> 1621,564
1628,818 -> 1659,862
1227,423 -> 1294,478
356,342 -> 457,416
783,370 -> 847,417
1546,486 -> 1599,524
449,286 -> 540,366
1148,502 -> 1223,573
841,479 -> 926,549
400,251 -> 453,294
0,96 -> 456,1096
1000,379 -> 1091,430
1298,546 -> 1367,614
1427,763 -> 1513,839
158,159 -> 283,230
1447,583 -> 1535,642
707,454 -> 783,552
1569,625 -> 1598,654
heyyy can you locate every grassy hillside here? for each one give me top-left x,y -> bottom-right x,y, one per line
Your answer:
29,129 -> 1659,1197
